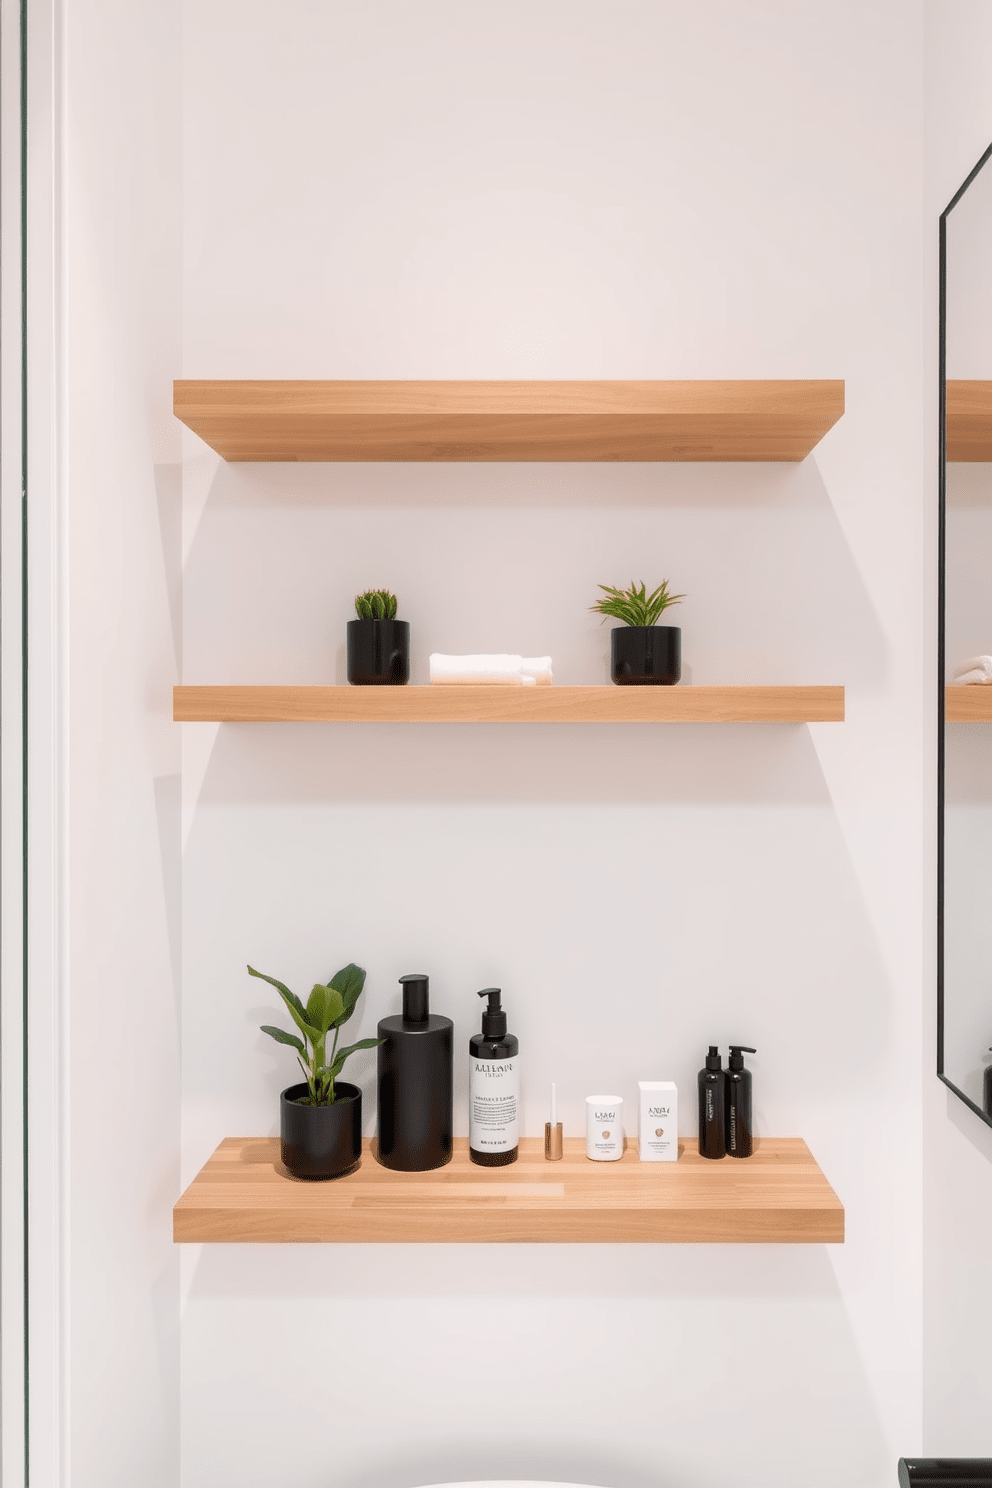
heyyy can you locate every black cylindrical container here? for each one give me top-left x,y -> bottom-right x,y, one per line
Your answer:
280,1080 -> 362,1180
698,1045 -> 726,1159
725,1045 -> 756,1158
376,974 -> 453,1171
985,1049 -> 992,1118
347,619 -> 410,685
898,1462 -> 992,1487
610,625 -> 681,685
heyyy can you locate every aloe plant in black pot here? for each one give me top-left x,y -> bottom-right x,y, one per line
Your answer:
591,579 -> 685,685
249,961 -> 381,1180
347,589 -> 410,684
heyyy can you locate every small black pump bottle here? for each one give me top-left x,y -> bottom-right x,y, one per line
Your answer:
376,974 -> 453,1171
469,988 -> 519,1167
985,1048 -> 992,1119
725,1045 -> 757,1158
698,1045 -> 726,1159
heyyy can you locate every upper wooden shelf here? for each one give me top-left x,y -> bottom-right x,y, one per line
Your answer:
173,684 -> 845,725
173,1135 -> 844,1244
947,380 -> 992,461
172,379 -> 845,463
945,686 -> 992,721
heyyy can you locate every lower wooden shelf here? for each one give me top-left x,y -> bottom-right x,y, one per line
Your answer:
173,684 -> 845,724
173,1135 -> 844,1244
945,687 -> 992,721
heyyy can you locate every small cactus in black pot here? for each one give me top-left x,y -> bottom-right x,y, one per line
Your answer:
347,589 -> 409,684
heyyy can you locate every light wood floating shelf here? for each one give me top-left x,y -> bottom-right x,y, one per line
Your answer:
947,380 -> 992,461
173,684 -> 845,725
173,1136 -> 844,1244
945,687 -> 992,721
172,379 -> 845,463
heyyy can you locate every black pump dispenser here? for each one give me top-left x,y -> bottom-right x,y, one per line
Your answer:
376,973 -> 453,1171
698,1045 -> 726,1159
469,986 -> 519,1167
726,1045 -> 757,1158
479,987 -> 507,1039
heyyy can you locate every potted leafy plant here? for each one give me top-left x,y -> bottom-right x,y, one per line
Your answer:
249,961 -> 381,1180
347,589 -> 410,684
591,579 -> 685,685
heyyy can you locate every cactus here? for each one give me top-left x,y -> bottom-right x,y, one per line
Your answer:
355,589 -> 398,621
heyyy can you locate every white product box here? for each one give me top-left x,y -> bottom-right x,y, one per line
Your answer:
638,1080 -> 678,1162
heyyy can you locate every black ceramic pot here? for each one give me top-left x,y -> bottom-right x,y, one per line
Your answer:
346,619 -> 410,685
280,1081 -> 362,1180
610,625 -> 681,685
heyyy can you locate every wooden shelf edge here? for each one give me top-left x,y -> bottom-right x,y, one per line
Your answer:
173,684 -> 846,725
173,1135 -> 845,1245
945,686 -> 992,721
947,379 -> 992,462
172,378 -> 845,463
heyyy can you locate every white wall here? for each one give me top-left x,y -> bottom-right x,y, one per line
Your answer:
61,0 -> 183,1481
923,0 -> 992,1455
177,5 -> 926,1487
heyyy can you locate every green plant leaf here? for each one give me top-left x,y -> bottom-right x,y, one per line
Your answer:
306,982 -> 346,1034
260,1024 -> 307,1055
327,962 -> 367,1026
328,1037 -> 382,1077
386,594 -> 397,619
249,965 -> 320,1047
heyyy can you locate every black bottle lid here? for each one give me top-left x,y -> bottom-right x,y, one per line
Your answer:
704,1045 -> 722,1071
728,1045 -> 756,1071
399,973 -> 430,1023
478,987 -> 506,1039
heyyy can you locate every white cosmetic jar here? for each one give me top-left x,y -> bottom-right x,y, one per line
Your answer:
585,1094 -> 624,1161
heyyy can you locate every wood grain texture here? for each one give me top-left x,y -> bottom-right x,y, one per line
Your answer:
173,684 -> 845,724
173,1136 -> 844,1244
947,380 -> 992,461
945,687 -> 992,721
172,379 -> 845,463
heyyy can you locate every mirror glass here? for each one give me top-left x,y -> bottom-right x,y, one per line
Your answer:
940,142 -> 992,1126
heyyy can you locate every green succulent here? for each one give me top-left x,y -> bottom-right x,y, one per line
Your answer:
250,961 -> 381,1106
590,579 -> 685,628
355,589 -> 398,621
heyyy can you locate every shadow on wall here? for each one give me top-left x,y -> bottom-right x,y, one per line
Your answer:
181,1245 -> 889,1488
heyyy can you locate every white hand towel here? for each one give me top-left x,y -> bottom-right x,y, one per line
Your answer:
429,653 -> 554,686
952,655 -> 992,684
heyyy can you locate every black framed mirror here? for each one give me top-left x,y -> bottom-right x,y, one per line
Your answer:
939,140 -> 992,1129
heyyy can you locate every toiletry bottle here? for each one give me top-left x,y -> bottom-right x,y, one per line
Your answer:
376,973 -> 453,1171
697,1045 -> 726,1159
469,988 -> 519,1167
985,1049 -> 992,1119
725,1045 -> 757,1158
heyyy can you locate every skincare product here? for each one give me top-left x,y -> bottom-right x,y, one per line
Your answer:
545,1082 -> 563,1160
586,1094 -> 624,1161
697,1046 -> 726,1160
638,1080 -> 678,1162
376,973 -> 453,1171
985,1049 -> 992,1118
725,1045 -> 756,1158
469,987 -> 519,1167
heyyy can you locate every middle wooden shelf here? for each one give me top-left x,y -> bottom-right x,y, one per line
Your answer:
173,684 -> 845,724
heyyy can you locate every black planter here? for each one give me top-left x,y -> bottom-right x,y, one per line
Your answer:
346,619 -> 410,685
280,1081 -> 362,1180
610,625 -> 681,685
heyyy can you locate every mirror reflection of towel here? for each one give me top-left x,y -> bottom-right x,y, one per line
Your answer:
952,655 -> 992,685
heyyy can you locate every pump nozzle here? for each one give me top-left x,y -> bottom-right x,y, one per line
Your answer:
477,987 -> 506,1039
728,1045 -> 757,1071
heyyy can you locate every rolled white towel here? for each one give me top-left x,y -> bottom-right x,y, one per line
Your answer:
952,655 -> 992,685
429,653 -> 553,686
